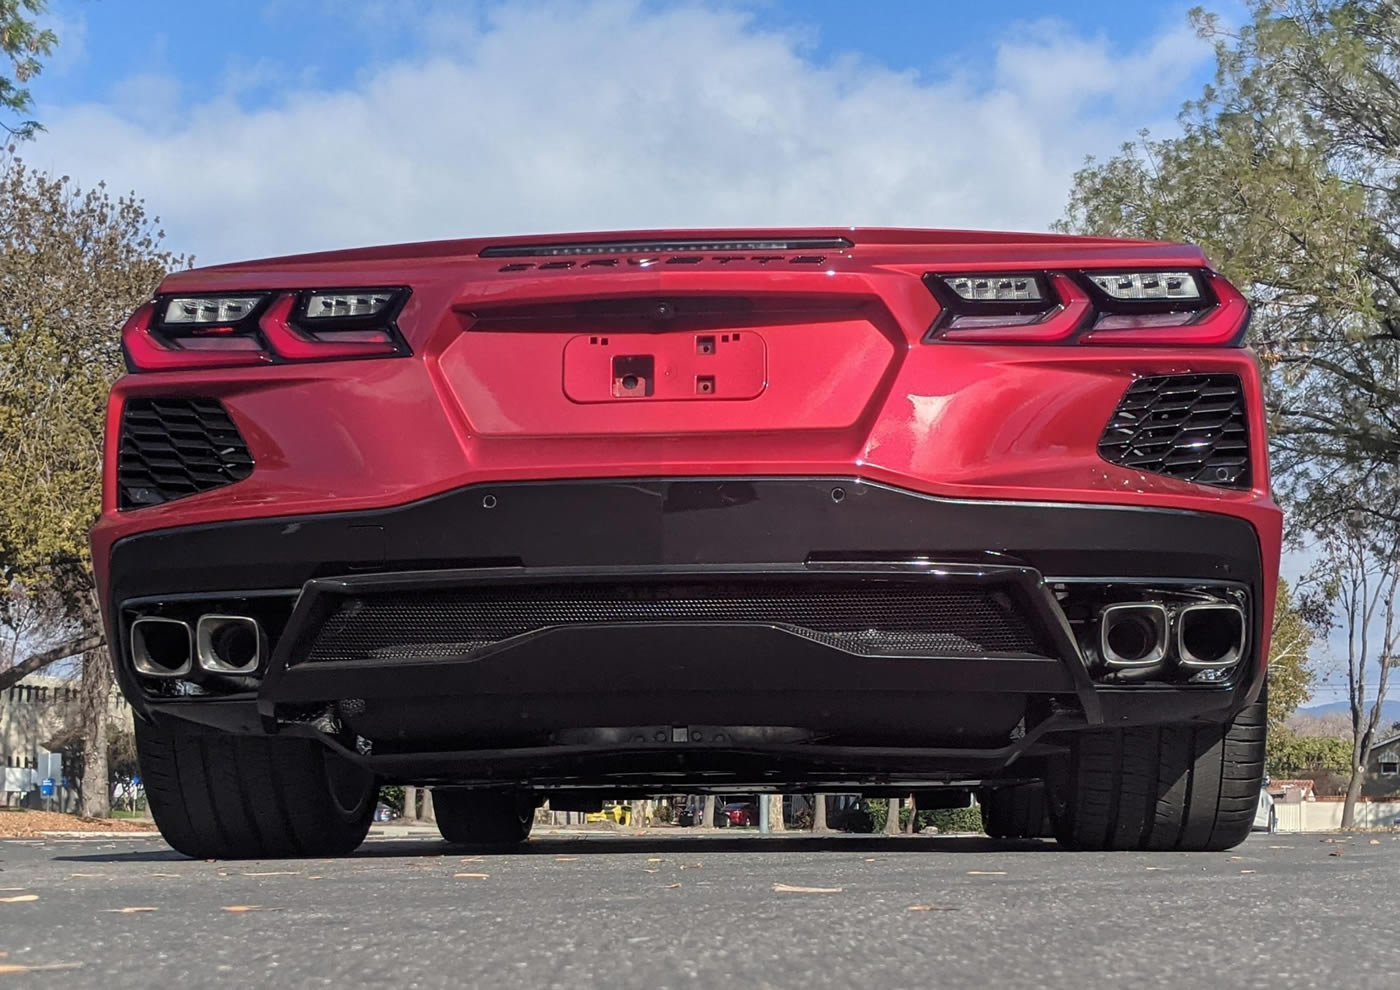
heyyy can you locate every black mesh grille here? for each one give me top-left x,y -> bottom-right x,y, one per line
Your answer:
1098,374 -> 1250,489
302,580 -> 1044,664
118,398 -> 254,509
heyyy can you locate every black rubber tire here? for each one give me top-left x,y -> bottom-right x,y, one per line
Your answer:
433,789 -> 535,846
1048,691 -> 1267,852
136,717 -> 377,860
979,782 -> 1051,839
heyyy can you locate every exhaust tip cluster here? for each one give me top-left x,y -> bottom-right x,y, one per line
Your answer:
131,614 -> 264,679
1097,601 -> 1245,671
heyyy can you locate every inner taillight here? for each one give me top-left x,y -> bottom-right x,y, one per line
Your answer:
122,289 -> 411,372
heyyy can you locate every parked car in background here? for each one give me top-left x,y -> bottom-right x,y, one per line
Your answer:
718,801 -> 758,827
1253,783 -> 1277,833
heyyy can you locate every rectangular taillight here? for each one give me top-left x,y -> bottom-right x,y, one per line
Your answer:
121,288 -> 412,372
924,270 -> 1249,346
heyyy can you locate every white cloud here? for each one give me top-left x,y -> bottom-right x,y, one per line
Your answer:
30,1 -> 1212,266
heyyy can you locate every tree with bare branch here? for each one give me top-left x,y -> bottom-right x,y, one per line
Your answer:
1,151 -> 184,814
1321,514 -> 1400,827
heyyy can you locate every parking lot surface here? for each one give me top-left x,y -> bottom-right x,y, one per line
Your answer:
1,830 -> 1396,988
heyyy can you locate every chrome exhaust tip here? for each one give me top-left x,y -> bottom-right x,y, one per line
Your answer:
130,617 -> 194,678
1177,602 -> 1247,669
196,615 -> 264,675
1099,603 -> 1169,668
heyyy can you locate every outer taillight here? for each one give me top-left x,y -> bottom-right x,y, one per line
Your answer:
923,269 -> 1248,346
122,288 -> 411,372
122,300 -> 273,371
1078,273 -> 1249,346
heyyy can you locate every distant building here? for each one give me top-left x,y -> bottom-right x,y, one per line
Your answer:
1267,778 -> 1317,802
1,674 -> 130,808
1367,732 -> 1400,799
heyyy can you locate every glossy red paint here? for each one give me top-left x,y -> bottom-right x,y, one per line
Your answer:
91,227 -> 1283,660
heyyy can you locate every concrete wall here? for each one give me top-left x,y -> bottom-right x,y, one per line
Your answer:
1276,800 -> 1400,832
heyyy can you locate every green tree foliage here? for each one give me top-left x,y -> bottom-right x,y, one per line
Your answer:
1,152 -> 184,675
1267,577 -> 1327,730
1267,731 -> 1353,776
1057,0 -> 1400,525
1,0 -> 55,139
1,152 -> 185,813
863,799 -> 984,835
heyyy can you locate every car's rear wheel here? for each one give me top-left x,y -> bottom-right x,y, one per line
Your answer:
1048,690 -> 1266,852
136,717 -> 377,860
433,789 -> 535,846
979,782 -> 1051,839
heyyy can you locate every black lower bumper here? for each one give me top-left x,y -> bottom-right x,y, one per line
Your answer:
108,478 -> 1267,781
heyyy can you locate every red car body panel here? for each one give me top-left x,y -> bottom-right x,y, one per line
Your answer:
91,227 -> 1281,663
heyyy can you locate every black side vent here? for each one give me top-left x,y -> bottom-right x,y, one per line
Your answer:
1098,374 -> 1250,489
118,398 -> 254,509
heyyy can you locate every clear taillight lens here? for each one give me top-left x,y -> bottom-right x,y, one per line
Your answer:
163,295 -> 266,324
943,275 -> 1044,302
303,291 -> 396,319
1087,271 -> 1200,301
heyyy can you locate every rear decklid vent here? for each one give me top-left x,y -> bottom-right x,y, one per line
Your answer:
480,236 -> 851,259
1098,374 -> 1250,489
118,398 -> 254,509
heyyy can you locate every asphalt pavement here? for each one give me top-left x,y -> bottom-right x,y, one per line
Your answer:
1,829 -> 1396,989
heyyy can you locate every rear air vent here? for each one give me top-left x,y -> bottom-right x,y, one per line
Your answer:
118,398 -> 254,509
1098,374 -> 1250,489
298,579 -> 1046,665
481,237 -> 851,258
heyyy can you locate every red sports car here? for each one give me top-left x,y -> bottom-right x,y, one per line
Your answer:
91,228 -> 1279,858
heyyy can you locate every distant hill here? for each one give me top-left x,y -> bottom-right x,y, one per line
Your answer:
1298,699 -> 1400,725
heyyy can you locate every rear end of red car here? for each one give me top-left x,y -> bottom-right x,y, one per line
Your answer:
91,229 -> 1280,857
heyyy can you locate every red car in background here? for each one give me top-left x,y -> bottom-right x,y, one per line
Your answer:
719,801 -> 759,827
92,228 -> 1279,858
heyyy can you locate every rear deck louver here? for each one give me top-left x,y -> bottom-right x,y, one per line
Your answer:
118,398 -> 254,509
1098,374 -> 1250,489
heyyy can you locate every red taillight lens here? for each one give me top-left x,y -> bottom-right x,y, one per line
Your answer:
1078,274 -> 1249,346
258,294 -> 400,360
121,302 -> 272,371
931,274 -> 1092,343
122,289 -> 410,372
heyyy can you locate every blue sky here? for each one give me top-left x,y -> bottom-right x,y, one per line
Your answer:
15,0 -> 1370,701
23,0 -> 1234,264
39,0 -> 1218,112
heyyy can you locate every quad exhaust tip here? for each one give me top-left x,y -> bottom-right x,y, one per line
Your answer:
196,615 -> 263,675
1177,602 -> 1247,669
130,617 -> 193,678
1099,603 -> 1169,668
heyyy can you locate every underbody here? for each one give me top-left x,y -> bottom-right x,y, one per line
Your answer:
92,228 -> 1281,854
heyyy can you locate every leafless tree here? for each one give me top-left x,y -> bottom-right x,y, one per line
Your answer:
811,793 -> 829,833
1322,516 -> 1400,828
